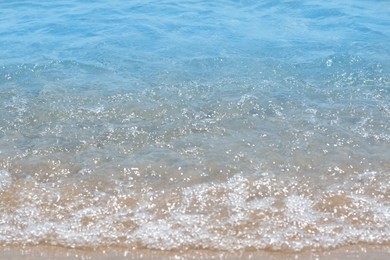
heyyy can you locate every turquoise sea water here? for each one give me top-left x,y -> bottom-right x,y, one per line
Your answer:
1,0 -> 390,251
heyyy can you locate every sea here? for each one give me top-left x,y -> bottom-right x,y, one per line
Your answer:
0,0 -> 390,252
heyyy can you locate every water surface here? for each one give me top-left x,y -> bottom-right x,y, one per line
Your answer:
1,0 -> 390,252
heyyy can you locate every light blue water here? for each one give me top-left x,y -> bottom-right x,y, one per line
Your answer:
1,0 -> 390,252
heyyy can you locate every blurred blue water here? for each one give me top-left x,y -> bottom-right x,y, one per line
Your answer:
1,0 -> 389,97
1,0 -> 389,66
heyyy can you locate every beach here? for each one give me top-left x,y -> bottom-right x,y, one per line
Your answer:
2,244 -> 390,259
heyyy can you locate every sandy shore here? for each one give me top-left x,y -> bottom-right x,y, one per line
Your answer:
1,244 -> 390,260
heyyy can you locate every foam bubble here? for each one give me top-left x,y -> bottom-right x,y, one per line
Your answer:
0,170 -> 11,192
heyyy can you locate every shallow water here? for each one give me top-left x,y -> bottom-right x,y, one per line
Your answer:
1,0 -> 390,252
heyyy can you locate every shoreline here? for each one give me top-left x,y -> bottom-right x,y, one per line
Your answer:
1,244 -> 390,259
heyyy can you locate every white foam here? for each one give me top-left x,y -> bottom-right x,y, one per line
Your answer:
0,170 -> 11,192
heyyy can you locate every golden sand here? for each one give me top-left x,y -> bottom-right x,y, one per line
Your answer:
1,244 -> 390,260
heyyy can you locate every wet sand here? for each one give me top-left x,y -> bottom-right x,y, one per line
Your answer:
1,244 -> 390,260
